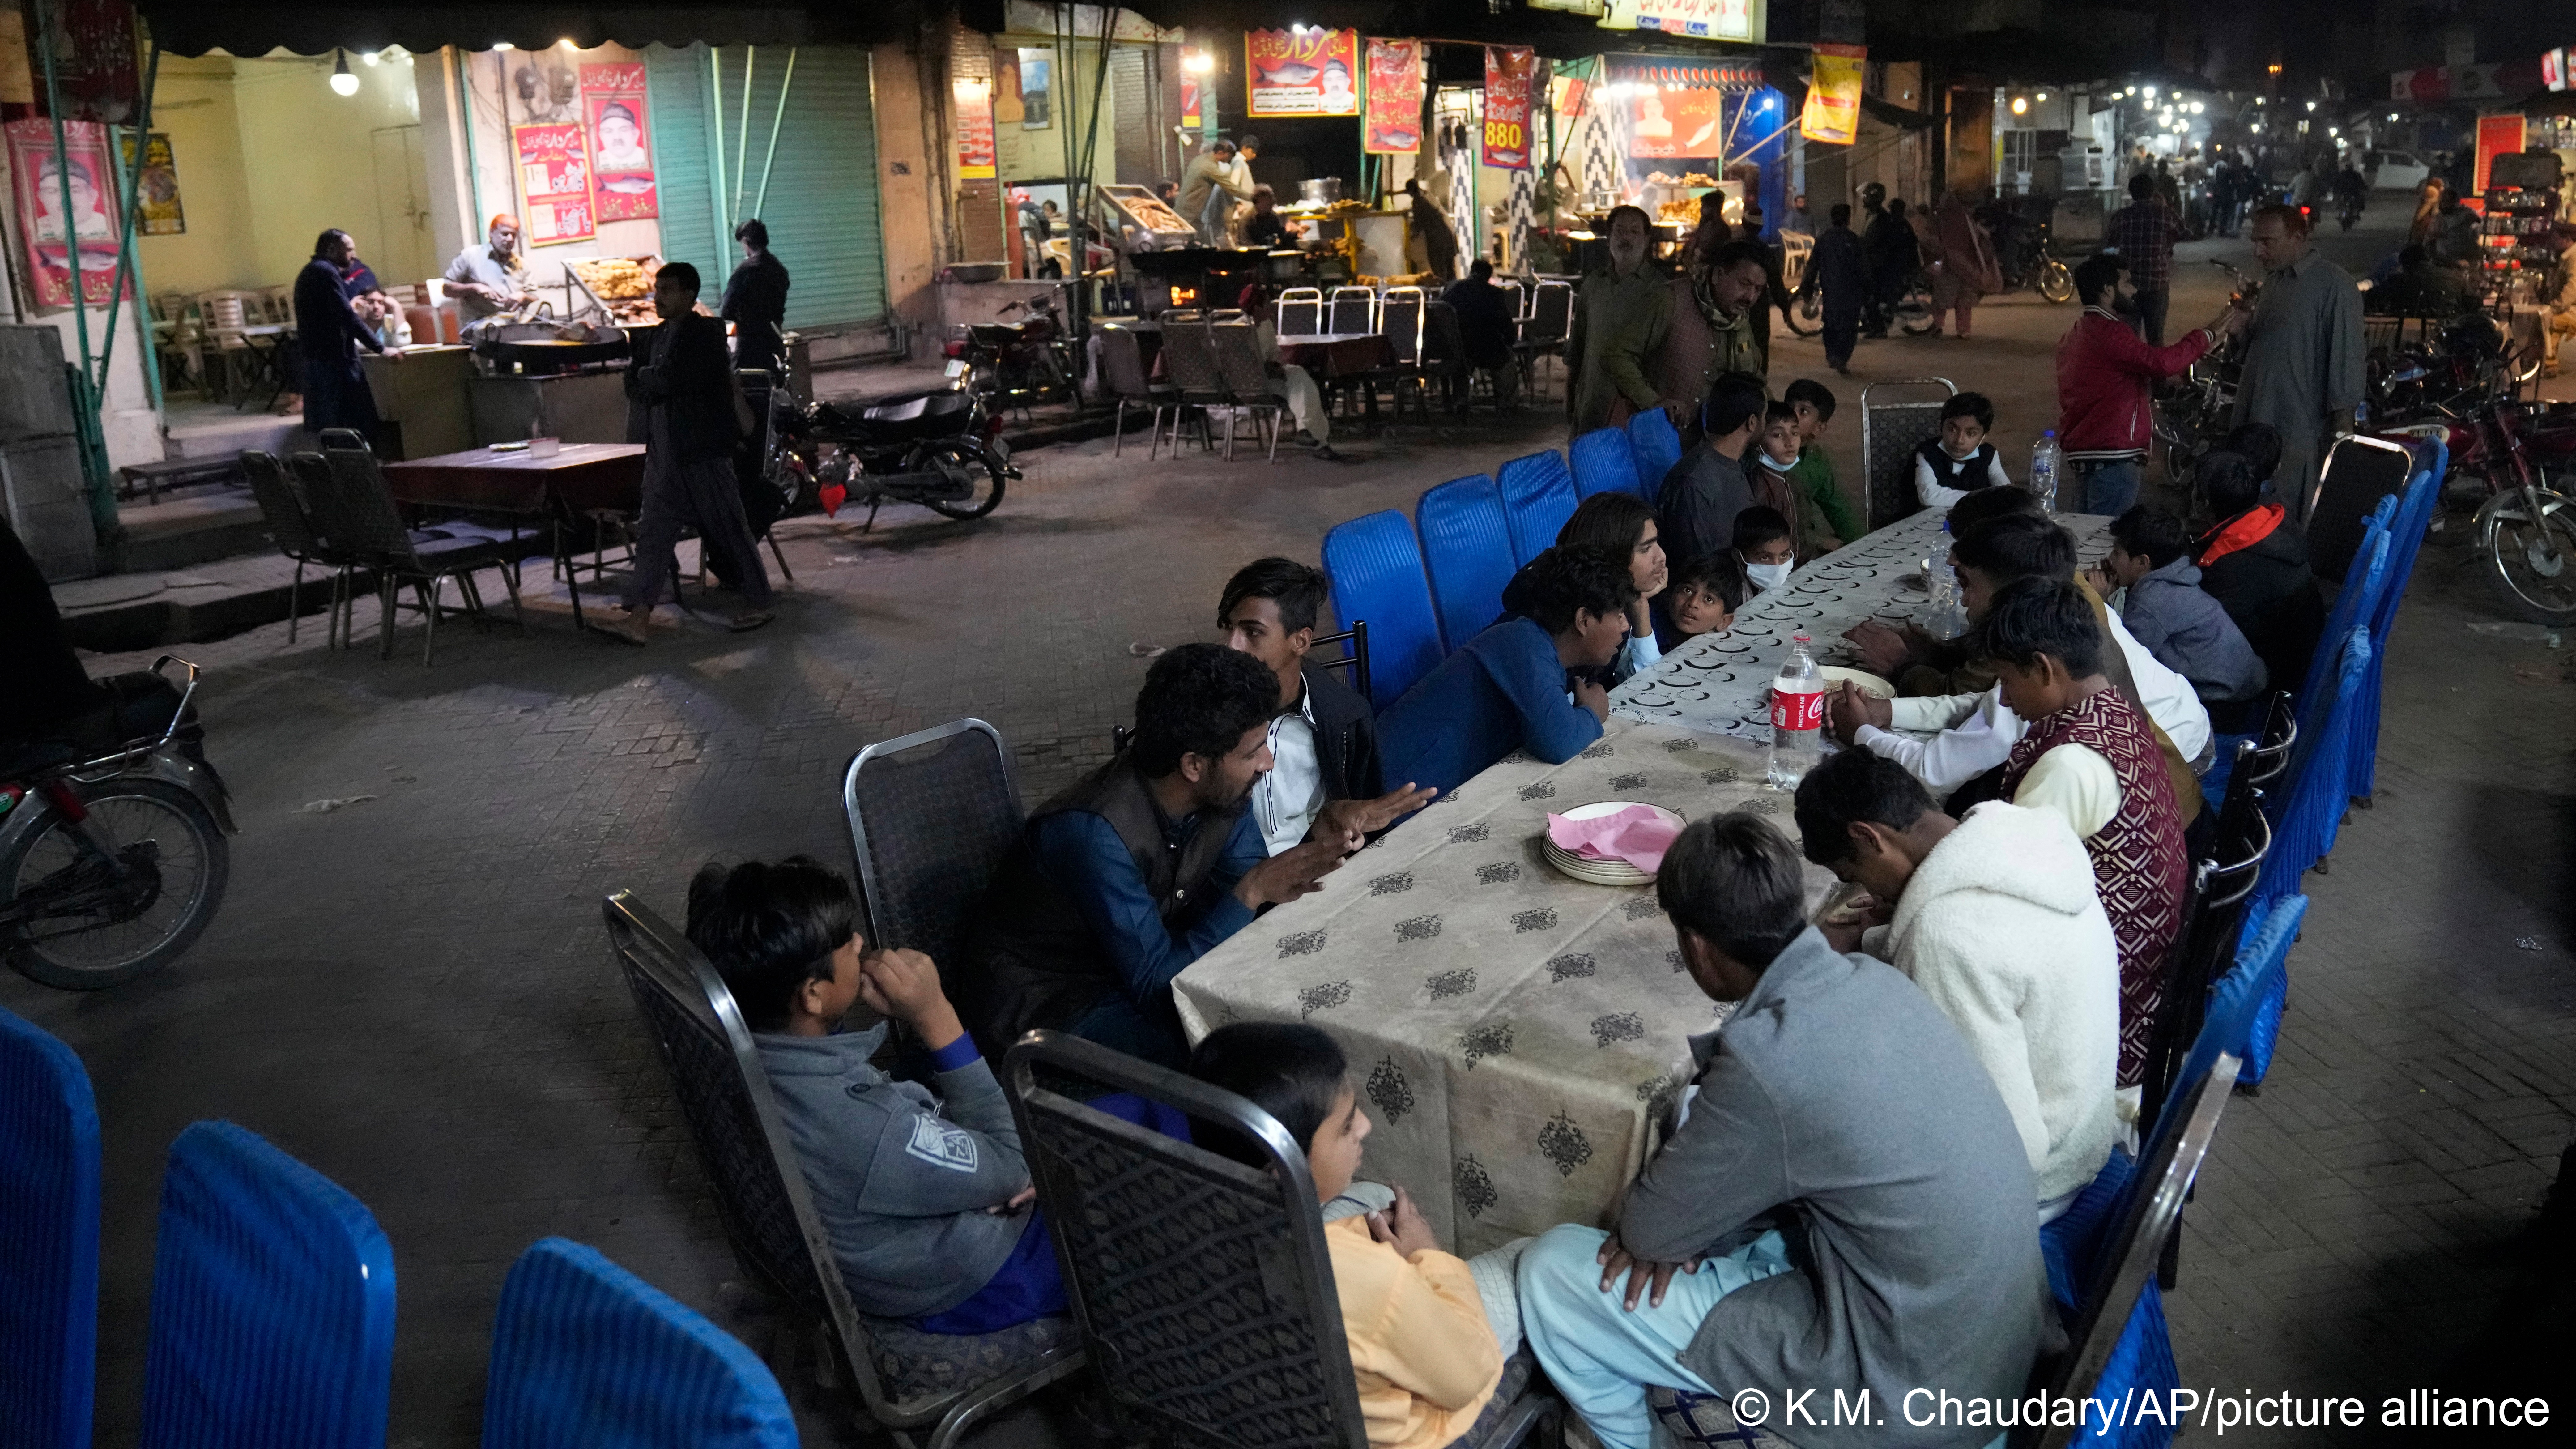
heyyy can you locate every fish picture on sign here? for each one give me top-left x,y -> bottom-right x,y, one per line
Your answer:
1364,38 -> 1424,154
1483,46 -> 1539,170
579,62 -> 658,222
1246,28 -> 1360,117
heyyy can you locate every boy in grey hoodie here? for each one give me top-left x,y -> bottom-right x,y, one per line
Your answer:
2099,504 -> 2267,729
689,857 -> 1165,1331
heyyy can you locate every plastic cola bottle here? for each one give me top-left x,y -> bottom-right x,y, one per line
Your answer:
1767,633 -> 1825,790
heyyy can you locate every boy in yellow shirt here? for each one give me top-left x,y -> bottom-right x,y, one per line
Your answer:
1190,1023 -> 1515,1449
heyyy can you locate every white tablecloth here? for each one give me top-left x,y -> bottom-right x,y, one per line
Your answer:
1171,719 -> 1836,1254
1611,507 -> 2115,741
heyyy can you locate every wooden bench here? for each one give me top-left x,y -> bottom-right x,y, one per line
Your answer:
117,454 -> 247,505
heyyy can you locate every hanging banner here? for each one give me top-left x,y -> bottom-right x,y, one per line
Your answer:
2474,113 -> 2526,194
1800,44 -> 1864,145
1364,38 -> 1424,154
18,0 -> 141,122
118,128 -> 182,234
1599,0 -> 1767,44
578,62 -> 657,223
955,78 -> 997,180
1627,87 -> 1730,159
1180,73 -> 1203,128
1246,28 -> 1360,117
5,117 -> 130,309
511,122 -> 596,246
1483,47 -> 1538,169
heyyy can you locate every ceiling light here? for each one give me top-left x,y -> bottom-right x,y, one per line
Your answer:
493,41 -> 515,51
558,38 -> 577,49
2124,85 -> 2136,96
2011,96 -> 2029,115
2035,92 -> 2049,102
2306,100 -> 2316,111
360,49 -> 379,66
330,49 -> 360,96
2190,101 -> 2204,114
2250,122 -> 2263,133
1183,49 -> 1213,74
2144,86 -> 2157,100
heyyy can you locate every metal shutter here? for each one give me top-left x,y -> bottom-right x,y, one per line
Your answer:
645,44 -> 887,328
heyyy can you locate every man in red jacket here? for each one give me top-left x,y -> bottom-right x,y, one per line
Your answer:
2055,254 -> 2246,514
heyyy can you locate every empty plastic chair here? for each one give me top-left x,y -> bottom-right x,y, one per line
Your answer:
1320,510 -> 1444,711
1626,407 -> 1683,492
2293,522 -> 2388,739
140,1121 -> 397,1449
482,1237 -> 796,1449
1496,450 -> 1579,565
1415,475 -> 1517,652
1569,427 -> 1644,501
2347,444 -> 2444,804
0,1005 -> 100,1449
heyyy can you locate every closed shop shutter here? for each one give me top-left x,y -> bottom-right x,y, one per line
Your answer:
645,44 -> 887,328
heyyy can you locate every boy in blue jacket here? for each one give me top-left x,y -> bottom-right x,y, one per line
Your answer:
1376,545 -> 1636,799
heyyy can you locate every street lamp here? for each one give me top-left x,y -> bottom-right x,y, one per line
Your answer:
330,48 -> 359,96
1183,49 -> 1214,75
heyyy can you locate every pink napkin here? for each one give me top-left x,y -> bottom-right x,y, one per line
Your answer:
1546,805 -> 1681,873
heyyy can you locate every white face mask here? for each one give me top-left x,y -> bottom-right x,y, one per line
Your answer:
1747,561 -> 1793,592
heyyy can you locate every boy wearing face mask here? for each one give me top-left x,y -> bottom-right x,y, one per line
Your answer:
1735,507 -> 1796,595
1749,401 -> 1817,562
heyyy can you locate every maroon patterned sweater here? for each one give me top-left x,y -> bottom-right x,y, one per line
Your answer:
1997,687 -> 2190,1086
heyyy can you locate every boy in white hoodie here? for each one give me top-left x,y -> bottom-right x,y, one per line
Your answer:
1793,749 -> 2121,1218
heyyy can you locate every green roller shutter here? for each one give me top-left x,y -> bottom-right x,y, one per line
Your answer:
645,43 -> 886,327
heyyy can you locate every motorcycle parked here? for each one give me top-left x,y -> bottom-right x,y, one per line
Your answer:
1,656 -> 234,990
943,294 -> 1079,410
762,377 -> 1018,531
2377,392 -> 2576,624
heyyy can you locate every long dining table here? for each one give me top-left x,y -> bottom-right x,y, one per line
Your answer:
1172,503 -> 2116,1252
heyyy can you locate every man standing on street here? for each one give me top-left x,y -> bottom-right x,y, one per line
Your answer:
2106,173 -> 2184,347
1649,237 -> 1769,421
720,218 -> 791,380
1811,202 -> 1867,374
2231,204 -> 2365,524
612,262 -> 774,643
1564,205 -> 1673,433
1177,139 -> 1250,247
2057,254 -> 2243,514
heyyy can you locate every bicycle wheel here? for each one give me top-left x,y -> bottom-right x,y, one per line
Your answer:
2476,485 -> 2576,624
1784,289 -> 1823,338
2,778 -> 229,990
2037,259 -> 2075,305
1896,271 -> 1939,335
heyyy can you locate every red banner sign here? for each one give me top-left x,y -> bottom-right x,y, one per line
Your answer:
512,122 -> 596,246
1628,87 -> 1729,158
18,0 -> 140,123
578,63 -> 657,223
5,117 -> 130,309
1364,39 -> 1424,154
956,78 -> 997,180
1483,47 -> 1538,170
1245,28 -> 1360,117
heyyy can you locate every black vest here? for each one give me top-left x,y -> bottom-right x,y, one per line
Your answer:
1917,438 -> 1999,492
956,754 -> 1245,1055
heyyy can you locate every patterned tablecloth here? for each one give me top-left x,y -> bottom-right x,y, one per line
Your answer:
1171,719 -> 1837,1255
1611,506 -> 2115,742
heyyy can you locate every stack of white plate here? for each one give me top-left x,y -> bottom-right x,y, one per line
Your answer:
1539,800 -> 1681,886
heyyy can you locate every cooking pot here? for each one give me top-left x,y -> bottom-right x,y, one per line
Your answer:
1298,178 -> 1343,207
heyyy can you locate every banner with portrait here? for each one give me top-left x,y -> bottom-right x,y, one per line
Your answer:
579,62 -> 657,222
6,117 -> 130,309
511,122 -> 595,246
1245,28 -> 1360,117
1626,87 -> 1728,159
120,129 -> 183,234
1799,44 -> 1864,145
1363,38 -> 1424,154
1483,47 -> 1539,170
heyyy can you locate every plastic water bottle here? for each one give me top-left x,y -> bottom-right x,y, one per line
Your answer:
1767,633 -> 1825,791
2030,431 -> 2062,515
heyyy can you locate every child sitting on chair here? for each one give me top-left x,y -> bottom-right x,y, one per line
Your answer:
1734,505 -> 1797,596
1657,549 -> 1752,647
1190,1022 -> 1521,1449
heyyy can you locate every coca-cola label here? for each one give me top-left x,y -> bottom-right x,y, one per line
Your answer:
1771,685 -> 1824,732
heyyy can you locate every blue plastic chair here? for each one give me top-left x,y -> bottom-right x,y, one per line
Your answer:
2255,626 -> 2371,919
1415,475 -> 1518,653
1569,427 -> 1644,501
1496,450 -> 1579,565
2292,521 -> 2388,744
1627,407 -> 1683,492
483,1238 -> 796,1449
2037,1147 -> 2177,1449
0,1006 -> 100,1449
140,1121 -> 397,1449
2346,443 -> 2445,805
1320,510 -> 1446,712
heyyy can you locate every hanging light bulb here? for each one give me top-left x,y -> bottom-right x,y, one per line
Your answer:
330,48 -> 360,96
2012,96 -> 2029,116
2035,91 -> 2049,102
360,49 -> 379,66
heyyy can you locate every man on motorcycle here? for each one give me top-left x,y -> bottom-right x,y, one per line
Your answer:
0,516 -> 105,749
2332,162 -> 2367,222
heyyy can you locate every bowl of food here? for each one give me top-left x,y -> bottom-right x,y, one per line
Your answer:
1817,666 -> 1896,699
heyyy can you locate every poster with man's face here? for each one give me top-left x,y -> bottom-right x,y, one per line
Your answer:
580,62 -> 658,222
6,117 -> 130,309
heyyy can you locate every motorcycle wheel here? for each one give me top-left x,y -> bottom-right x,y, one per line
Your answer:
1784,289 -> 1823,338
2475,484 -> 2576,625
2,777 -> 229,990
1896,271 -> 1940,336
921,441 -> 1007,521
2037,260 -> 2075,305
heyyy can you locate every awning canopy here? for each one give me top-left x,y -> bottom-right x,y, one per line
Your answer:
1605,56 -> 1767,91
135,3 -> 916,58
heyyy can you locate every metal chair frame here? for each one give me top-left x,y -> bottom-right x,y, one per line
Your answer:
1275,287 -> 1325,338
1513,280 -> 1573,400
1209,319 -> 1288,463
1003,1030 -> 1560,1449
241,450 -> 358,649
1098,324 -> 1179,460
839,718 -> 1023,971
2301,434 -> 2413,585
312,433 -> 525,664
604,893 -> 1084,1449
1327,285 -> 1378,337
1859,378 -> 1959,533
1156,312 -> 1226,455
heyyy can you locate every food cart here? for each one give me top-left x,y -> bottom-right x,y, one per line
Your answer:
566,256 -> 667,327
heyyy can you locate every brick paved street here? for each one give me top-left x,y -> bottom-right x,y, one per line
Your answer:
7,207 -> 2569,1446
